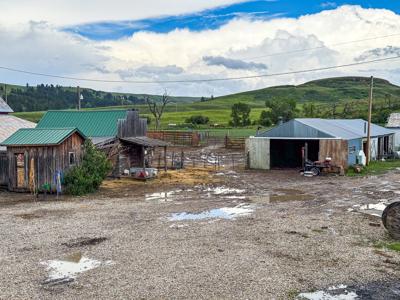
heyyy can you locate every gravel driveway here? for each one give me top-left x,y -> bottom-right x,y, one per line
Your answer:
1,168 -> 400,299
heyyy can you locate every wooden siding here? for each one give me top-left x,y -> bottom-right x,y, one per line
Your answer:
319,139 -> 348,169
117,110 -> 147,138
0,151 -> 8,186
6,132 -> 84,192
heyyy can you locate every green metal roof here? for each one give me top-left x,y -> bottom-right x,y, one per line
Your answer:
1,128 -> 85,146
37,110 -> 127,137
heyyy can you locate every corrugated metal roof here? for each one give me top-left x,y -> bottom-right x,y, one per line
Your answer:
259,118 -> 394,140
120,136 -> 170,147
0,115 -> 36,150
37,110 -> 127,137
1,128 -> 85,146
387,113 -> 400,127
0,97 -> 13,113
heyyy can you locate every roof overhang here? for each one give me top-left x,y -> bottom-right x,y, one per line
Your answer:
120,136 -> 170,147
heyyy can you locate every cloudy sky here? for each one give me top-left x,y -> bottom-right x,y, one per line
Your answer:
1,0 -> 400,96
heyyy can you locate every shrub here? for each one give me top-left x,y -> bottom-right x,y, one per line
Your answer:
185,115 -> 210,125
64,141 -> 112,196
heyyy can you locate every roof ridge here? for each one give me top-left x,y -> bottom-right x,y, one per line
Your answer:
45,109 -> 127,113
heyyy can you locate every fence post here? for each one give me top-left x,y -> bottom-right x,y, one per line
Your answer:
181,151 -> 184,169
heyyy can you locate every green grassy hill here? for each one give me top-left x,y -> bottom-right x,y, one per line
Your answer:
12,77 -> 400,130
216,77 -> 400,104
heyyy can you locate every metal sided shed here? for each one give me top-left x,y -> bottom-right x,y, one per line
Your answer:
247,119 -> 395,170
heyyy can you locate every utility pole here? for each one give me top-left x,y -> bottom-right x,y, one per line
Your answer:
77,86 -> 81,110
366,76 -> 374,166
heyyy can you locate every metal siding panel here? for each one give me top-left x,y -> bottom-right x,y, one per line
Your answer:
246,138 -> 270,170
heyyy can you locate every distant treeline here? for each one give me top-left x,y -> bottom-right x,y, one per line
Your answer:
3,84 -> 148,112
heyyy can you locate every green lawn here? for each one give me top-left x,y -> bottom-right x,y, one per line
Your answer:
347,159 -> 400,176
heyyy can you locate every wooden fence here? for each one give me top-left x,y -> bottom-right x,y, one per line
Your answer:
147,131 -> 201,147
225,136 -> 246,150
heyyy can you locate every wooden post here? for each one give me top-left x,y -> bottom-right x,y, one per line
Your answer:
142,146 -> 146,174
164,146 -> 167,172
366,76 -> 374,166
181,151 -> 184,169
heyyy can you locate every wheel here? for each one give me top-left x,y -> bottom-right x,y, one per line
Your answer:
310,167 -> 320,176
382,202 -> 400,240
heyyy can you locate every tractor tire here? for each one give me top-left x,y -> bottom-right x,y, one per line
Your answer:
382,202 -> 400,240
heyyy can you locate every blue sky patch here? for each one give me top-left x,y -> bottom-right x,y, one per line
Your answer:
65,0 -> 400,40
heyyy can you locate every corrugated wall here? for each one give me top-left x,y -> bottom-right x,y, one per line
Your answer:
246,138 -> 270,170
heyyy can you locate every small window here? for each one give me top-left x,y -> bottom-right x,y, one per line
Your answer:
69,152 -> 76,166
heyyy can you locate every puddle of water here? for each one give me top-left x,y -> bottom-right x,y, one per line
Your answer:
169,203 -> 254,221
41,253 -> 113,285
352,201 -> 389,217
297,285 -> 358,300
145,190 -> 182,202
250,191 -> 313,204
203,186 -> 245,195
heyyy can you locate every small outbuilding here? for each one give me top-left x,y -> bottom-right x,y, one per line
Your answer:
0,128 -> 86,192
386,113 -> 400,149
247,118 -> 395,170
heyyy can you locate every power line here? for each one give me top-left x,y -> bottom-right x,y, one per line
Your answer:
239,33 -> 400,61
0,55 -> 399,84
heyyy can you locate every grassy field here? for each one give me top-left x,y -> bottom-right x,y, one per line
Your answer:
346,160 -> 400,176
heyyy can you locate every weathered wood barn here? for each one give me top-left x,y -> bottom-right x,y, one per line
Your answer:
37,109 -> 168,177
247,118 -> 395,170
0,128 -> 85,192
96,110 -> 169,176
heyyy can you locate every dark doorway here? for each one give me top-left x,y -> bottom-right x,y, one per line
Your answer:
270,139 -> 320,168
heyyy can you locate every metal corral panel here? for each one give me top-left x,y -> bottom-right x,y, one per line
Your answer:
246,137 -> 270,170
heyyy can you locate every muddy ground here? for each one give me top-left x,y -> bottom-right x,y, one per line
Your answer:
1,166 -> 400,299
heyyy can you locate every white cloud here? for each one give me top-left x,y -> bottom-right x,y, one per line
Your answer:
0,5 -> 400,96
1,0 -> 246,26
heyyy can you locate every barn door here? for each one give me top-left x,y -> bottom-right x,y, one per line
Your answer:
15,153 -> 26,188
